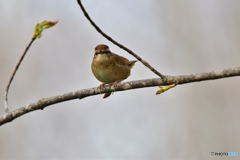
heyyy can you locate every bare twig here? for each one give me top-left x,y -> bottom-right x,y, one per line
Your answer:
1,67 -> 239,126
4,20 -> 57,113
4,38 -> 36,113
76,0 -> 165,79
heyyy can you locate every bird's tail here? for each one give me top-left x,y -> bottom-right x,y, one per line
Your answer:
103,92 -> 112,98
129,60 -> 137,68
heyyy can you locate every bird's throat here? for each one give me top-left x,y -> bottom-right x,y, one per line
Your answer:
94,53 -> 110,63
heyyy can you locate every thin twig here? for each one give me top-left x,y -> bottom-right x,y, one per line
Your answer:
4,20 -> 57,113
1,66 -> 239,126
76,0 -> 165,79
4,38 -> 36,113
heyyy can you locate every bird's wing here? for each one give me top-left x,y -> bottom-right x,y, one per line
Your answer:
111,53 -> 130,66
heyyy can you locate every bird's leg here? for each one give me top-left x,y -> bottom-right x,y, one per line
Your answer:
97,83 -> 109,95
112,80 -> 121,89
110,80 -> 122,93
102,81 -> 121,99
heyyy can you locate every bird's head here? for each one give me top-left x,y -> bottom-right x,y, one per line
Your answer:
95,44 -> 111,55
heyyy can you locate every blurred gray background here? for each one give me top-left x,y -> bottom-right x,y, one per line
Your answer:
0,0 -> 239,159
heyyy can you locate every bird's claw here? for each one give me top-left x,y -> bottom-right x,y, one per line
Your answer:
111,81 -> 121,89
97,83 -> 106,91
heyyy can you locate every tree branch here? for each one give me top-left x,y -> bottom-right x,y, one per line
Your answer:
1,67 -> 239,126
4,21 -> 57,113
76,0 -> 165,79
4,38 -> 36,113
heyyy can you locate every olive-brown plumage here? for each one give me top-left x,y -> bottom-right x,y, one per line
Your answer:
91,44 -> 137,98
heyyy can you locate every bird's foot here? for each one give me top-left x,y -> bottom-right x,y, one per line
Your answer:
111,81 -> 121,89
97,83 -> 106,91
102,81 -> 121,99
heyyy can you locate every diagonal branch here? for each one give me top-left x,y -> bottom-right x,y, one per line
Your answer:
76,0 -> 165,79
1,66 -> 240,126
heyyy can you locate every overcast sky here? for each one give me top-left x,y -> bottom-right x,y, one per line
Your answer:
0,0 -> 240,159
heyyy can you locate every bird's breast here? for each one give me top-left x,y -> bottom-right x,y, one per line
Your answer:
91,54 -> 131,83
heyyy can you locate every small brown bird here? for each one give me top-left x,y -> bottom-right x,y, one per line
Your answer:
91,44 -> 137,98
